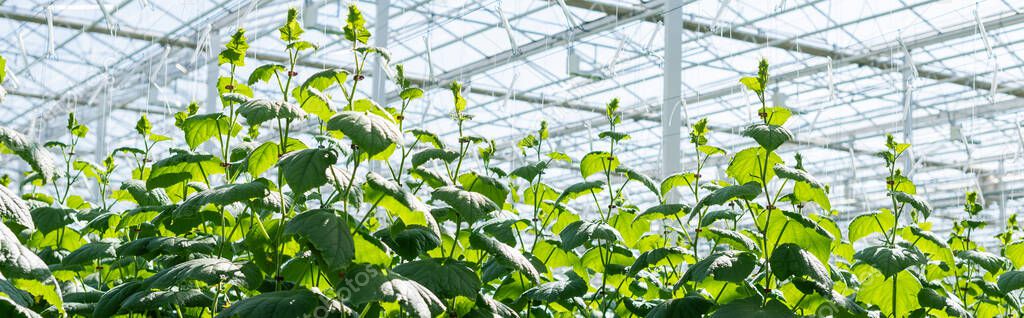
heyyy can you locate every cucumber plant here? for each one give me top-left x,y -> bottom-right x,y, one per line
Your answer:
0,4 -> 1019,318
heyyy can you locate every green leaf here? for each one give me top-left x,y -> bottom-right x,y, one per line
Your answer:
218,28 -> 248,66
848,211 -> 895,243
856,266 -> 922,317
466,294 -> 519,318
468,231 -> 540,283
0,127 -> 58,182
30,207 -> 74,234
889,191 -> 932,219
691,181 -> 761,214
279,8 -> 304,41
180,113 -> 242,150
247,64 -> 285,85
326,111 -> 402,157
793,181 -> 831,211
117,236 -> 217,258
711,297 -> 794,318
956,250 -> 1010,273
174,179 -> 269,217
450,81 -> 466,112
759,210 -> 834,264
681,250 -> 757,283
769,243 -> 832,289
704,227 -> 759,252
121,288 -> 213,312
598,131 -> 630,142
411,148 -> 459,168
509,161 -> 547,182
0,222 -> 62,311
348,271 -> 447,318
854,244 -> 927,277
559,220 -> 622,250
381,226 -> 440,259
285,209 -> 355,273
580,151 -> 618,178
237,98 -> 306,126
431,186 -> 499,224
522,271 -> 587,302
393,259 -> 481,299
773,164 -> 824,188
0,297 -> 40,318
408,129 -> 444,149
0,185 -> 32,229
1005,241 -> 1024,268
739,76 -> 762,93
93,281 -> 142,317
998,271 -> 1024,292
401,87 -> 424,100
900,225 -> 953,266
628,247 -> 685,276
343,5 -> 371,44
616,167 -> 659,199
637,203 -> 689,221
660,172 -> 696,198
246,141 -> 280,177
727,147 -> 783,185
741,124 -> 792,152
278,147 -> 339,194
916,288 -> 969,318
147,149 -> 224,191
217,289 -> 338,318
141,257 -> 251,289
62,239 -> 118,266
762,106 -> 792,126
458,172 -> 509,206
700,209 -> 741,227
646,295 -> 715,318
554,180 -> 604,205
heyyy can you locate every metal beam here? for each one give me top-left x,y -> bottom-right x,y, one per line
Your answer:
662,0 -> 683,185
386,1 -> 669,102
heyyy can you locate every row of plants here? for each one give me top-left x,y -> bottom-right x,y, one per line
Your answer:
0,4 -> 1022,317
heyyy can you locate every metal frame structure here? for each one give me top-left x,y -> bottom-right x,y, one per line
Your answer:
2,0 -> 1023,242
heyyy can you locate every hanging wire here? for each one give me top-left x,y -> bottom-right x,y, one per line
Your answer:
46,5 -> 55,57
96,0 -> 116,35
554,0 -> 580,31
710,0 -> 732,32
423,35 -> 435,83
496,1 -> 519,56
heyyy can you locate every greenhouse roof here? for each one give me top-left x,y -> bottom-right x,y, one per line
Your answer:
2,0 -> 1024,234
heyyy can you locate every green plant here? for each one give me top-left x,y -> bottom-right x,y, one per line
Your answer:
0,4 -> 1021,318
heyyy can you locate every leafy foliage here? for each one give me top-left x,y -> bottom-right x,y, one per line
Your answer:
0,27 -> 1011,318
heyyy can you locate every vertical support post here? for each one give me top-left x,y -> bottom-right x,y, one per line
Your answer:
372,0 -> 390,104
901,53 -> 914,175
661,0 -> 683,201
96,89 -> 109,163
999,159 -> 1007,227
205,28 -> 220,153
370,0 -> 389,173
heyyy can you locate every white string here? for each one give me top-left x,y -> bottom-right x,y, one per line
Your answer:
46,5 -> 55,57
423,35 -> 435,82
554,0 -> 580,30
192,23 -> 212,69
606,33 -> 627,75
496,1 -> 519,56
826,56 -> 834,101
96,0 -> 116,34
976,8 -> 994,59
710,0 -> 732,32
235,0 -> 261,30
